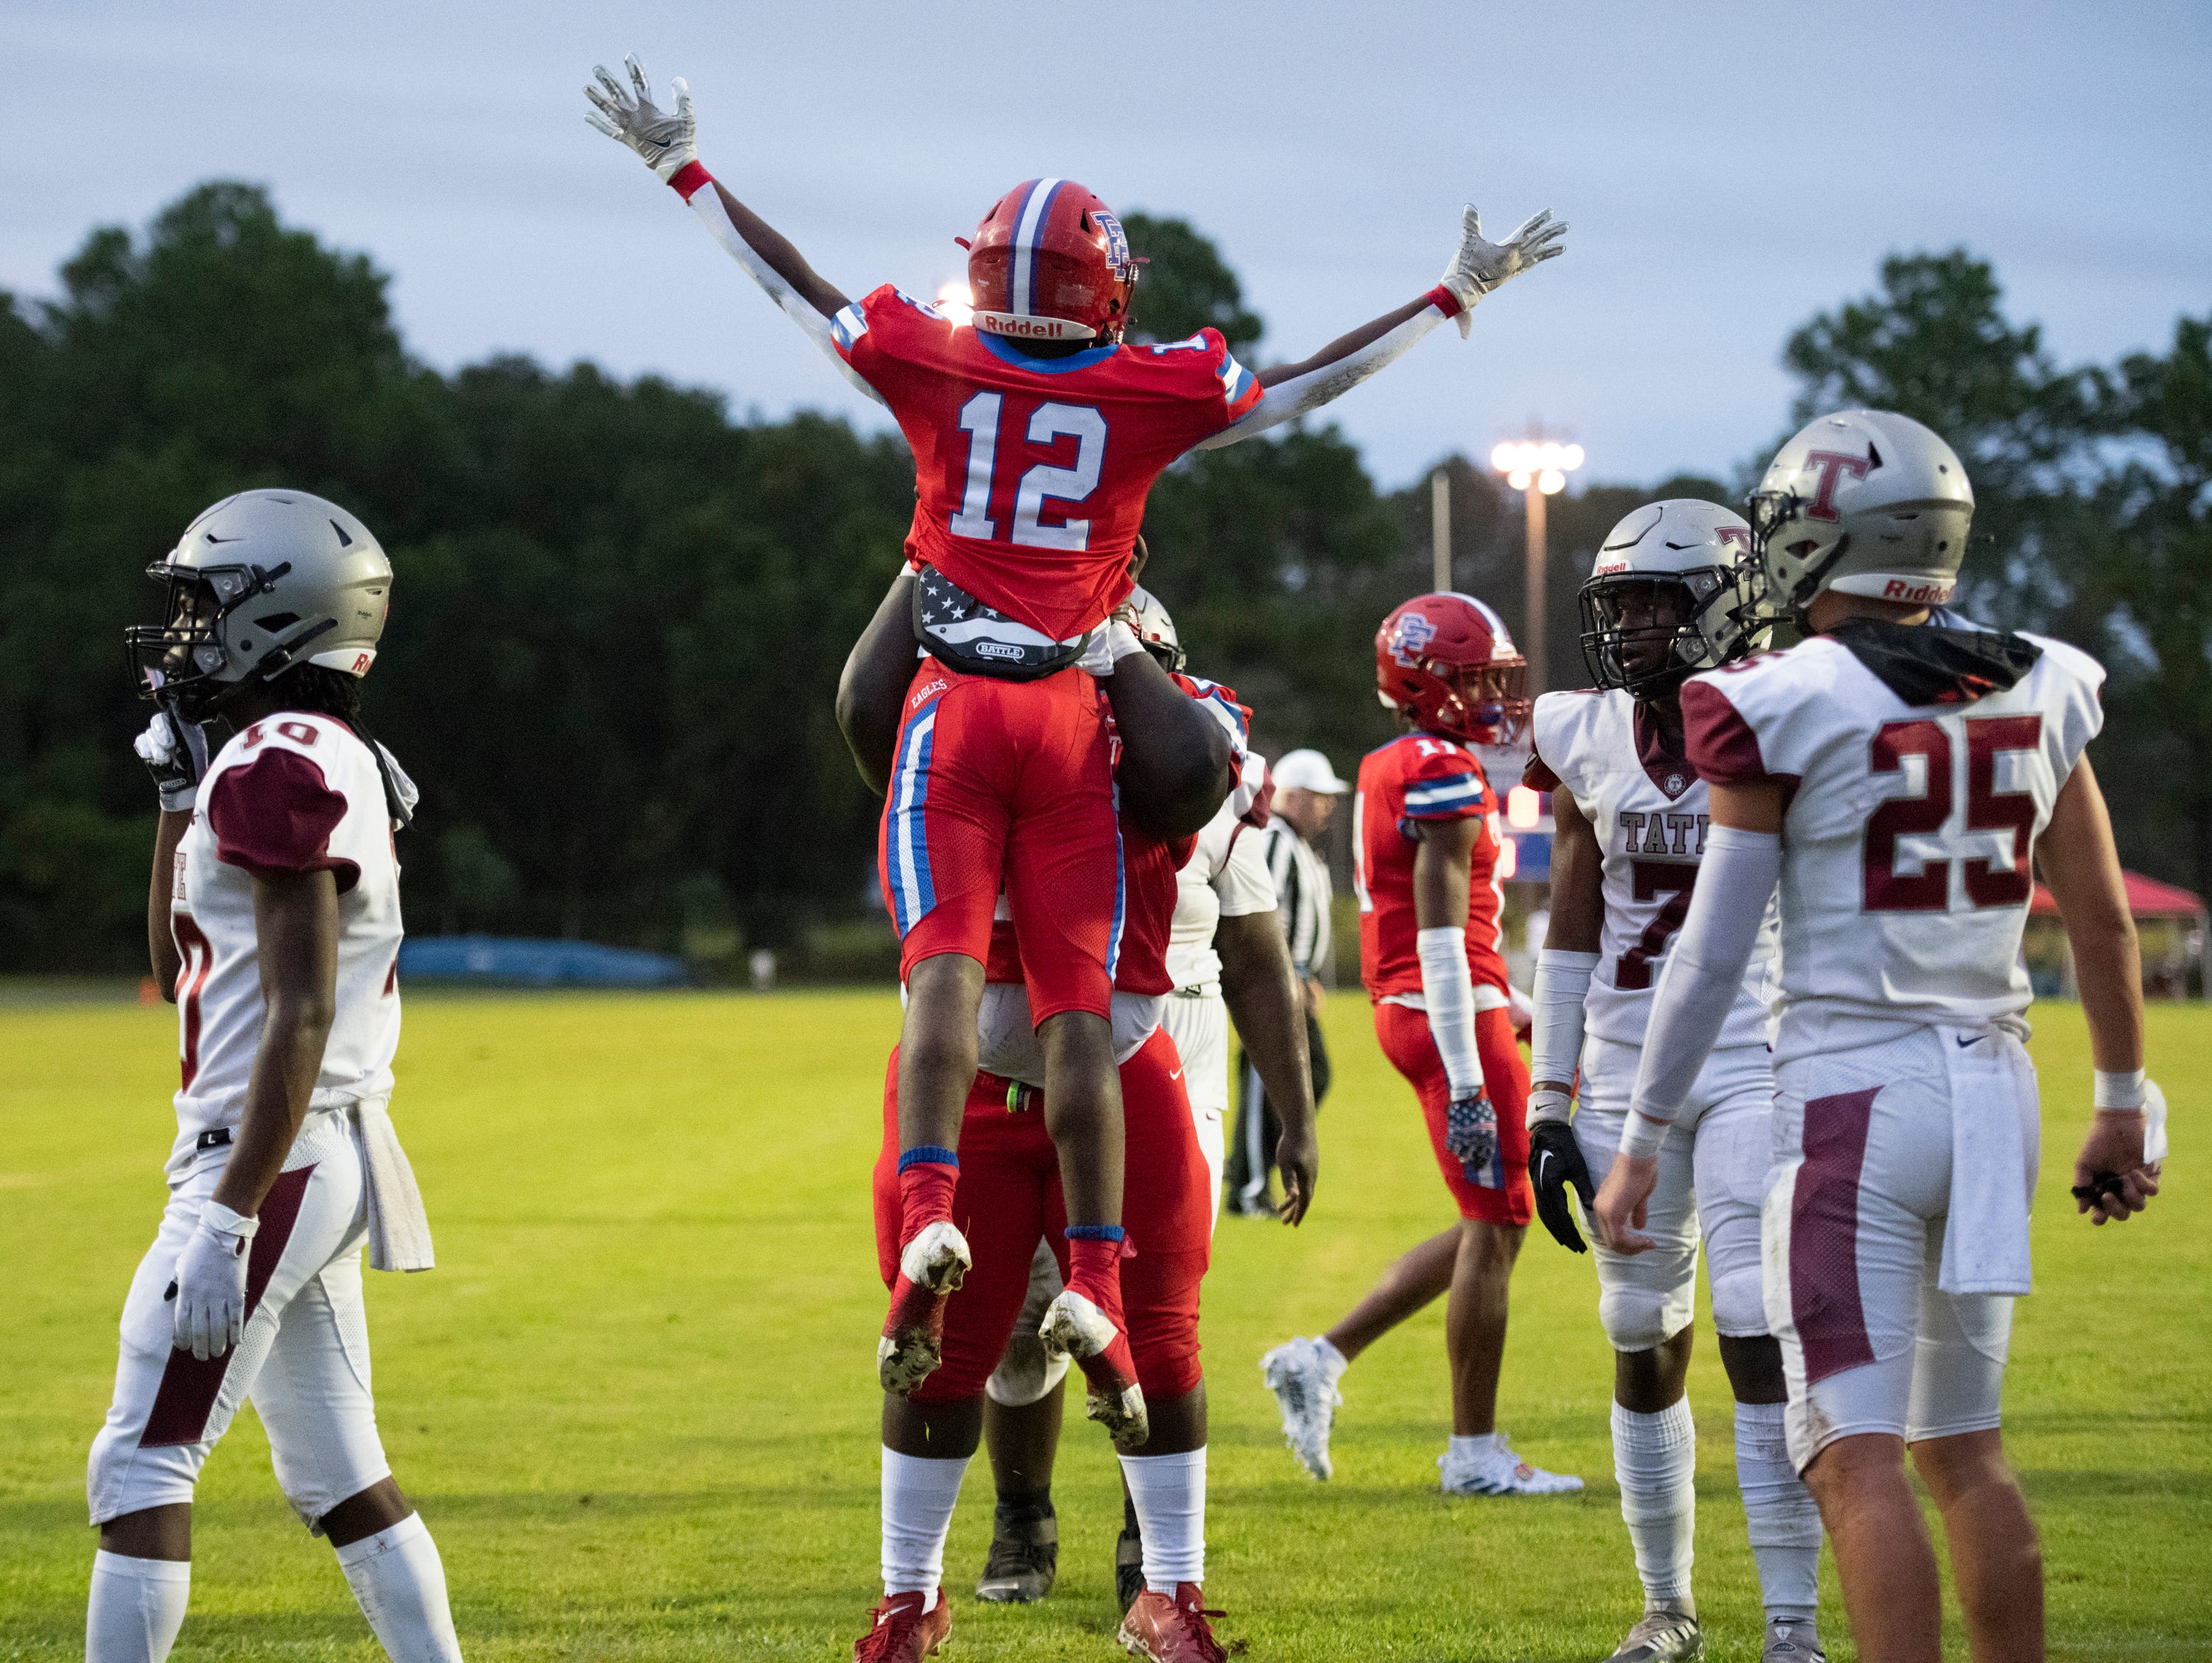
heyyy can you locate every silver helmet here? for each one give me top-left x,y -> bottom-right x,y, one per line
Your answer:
1747,409 -> 1975,616
1125,583 -> 1185,673
1579,499 -> 1769,697
128,489 -> 392,722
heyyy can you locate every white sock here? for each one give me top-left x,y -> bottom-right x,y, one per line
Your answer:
881,1447 -> 970,1601
1447,1432 -> 1500,1462
87,1551 -> 189,1663
1735,1399 -> 1821,1623
1119,1448 -> 1206,1594
333,1513 -> 464,1663
1613,1398 -> 1697,1608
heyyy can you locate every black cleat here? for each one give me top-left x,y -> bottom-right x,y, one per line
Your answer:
975,1502 -> 1057,1604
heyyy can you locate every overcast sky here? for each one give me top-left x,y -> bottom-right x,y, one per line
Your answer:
6,1 -> 2206,490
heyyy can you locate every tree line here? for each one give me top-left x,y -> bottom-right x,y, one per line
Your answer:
1,184 -> 2203,973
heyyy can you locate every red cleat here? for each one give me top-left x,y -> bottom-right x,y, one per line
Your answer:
1038,1286 -> 1149,1450
853,1590 -> 951,1661
878,1220 -> 970,1395
1118,1583 -> 1227,1662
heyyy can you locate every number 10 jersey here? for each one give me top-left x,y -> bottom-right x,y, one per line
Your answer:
1528,688 -> 1779,1052
1677,615 -> 2105,1061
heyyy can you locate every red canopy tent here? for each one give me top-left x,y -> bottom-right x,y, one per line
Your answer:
2030,871 -> 2207,919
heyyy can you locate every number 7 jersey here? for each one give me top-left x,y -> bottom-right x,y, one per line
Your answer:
1677,614 -> 2105,1059
1528,688 -> 1779,1050
831,285 -> 1262,642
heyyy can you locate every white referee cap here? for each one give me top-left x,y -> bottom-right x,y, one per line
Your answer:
1273,749 -> 1350,794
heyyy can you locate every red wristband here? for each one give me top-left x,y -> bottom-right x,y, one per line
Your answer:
669,160 -> 713,201
1425,283 -> 1464,318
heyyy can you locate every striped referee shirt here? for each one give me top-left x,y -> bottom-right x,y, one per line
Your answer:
1259,816 -> 1332,981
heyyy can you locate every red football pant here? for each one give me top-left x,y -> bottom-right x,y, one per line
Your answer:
872,1028 -> 1210,1404
1374,1000 -> 1534,1227
877,659 -> 1121,1023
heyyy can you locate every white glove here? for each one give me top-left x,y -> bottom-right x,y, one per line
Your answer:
170,1200 -> 257,1361
584,55 -> 698,183
1077,619 -> 1144,678
134,711 -> 211,812
1438,205 -> 1568,335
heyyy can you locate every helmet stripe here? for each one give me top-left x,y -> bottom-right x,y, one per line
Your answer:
1010,177 -> 1064,318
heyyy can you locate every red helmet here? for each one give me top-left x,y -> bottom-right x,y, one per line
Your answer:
1375,593 -> 1530,746
964,178 -> 1138,344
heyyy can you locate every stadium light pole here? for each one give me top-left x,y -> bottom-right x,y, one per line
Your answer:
1430,467 -> 1450,593
1489,437 -> 1584,694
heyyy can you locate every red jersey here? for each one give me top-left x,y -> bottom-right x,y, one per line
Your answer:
831,285 -> 1262,641
1354,731 -> 1511,1000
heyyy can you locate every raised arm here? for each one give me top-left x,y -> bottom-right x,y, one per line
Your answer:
1200,205 -> 1566,449
585,57 -> 877,401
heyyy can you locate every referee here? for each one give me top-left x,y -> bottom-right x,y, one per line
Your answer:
1225,748 -> 1347,1216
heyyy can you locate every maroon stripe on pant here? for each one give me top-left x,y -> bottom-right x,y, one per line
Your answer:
1790,1088 -> 1879,1388
139,1163 -> 317,1448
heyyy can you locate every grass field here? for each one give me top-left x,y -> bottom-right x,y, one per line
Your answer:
2,989 -> 2205,1661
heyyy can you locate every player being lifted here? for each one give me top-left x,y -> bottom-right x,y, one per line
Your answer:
585,56 -> 1564,1442
1264,595 -> 1581,1497
1602,412 -> 2166,1663
94,491 -> 459,1663
1523,501 -> 1825,1663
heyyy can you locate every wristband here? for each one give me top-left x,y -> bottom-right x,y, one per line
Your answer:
2094,1069 -> 2146,1110
198,1199 -> 260,1238
1526,1087 -> 1573,1127
667,159 -> 712,199
1618,1111 -> 1669,1160
1424,283 -> 1464,319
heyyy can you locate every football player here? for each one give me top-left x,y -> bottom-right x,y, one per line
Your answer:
1263,594 -> 1582,1497
1602,411 -> 2165,1663
587,56 -> 1562,1436
95,491 -> 459,1663
1523,501 -> 1825,1663
969,588 -> 1318,1614
856,648 -> 1290,1662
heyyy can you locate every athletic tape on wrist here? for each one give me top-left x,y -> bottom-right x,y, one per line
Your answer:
1618,1112 -> 1669,1160
2094,1069 -> 2146,1110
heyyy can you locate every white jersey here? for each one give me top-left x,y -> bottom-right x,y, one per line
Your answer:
1530,687 -> 1778,1050
1164,756 -> 1278,994
170,712 -> 405,1163
1680,613 -> 2104,1062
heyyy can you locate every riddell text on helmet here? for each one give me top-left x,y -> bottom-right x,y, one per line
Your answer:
1882,578 -> 1955,604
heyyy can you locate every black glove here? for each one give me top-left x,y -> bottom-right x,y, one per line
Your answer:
1529,1118 -> 1596,1253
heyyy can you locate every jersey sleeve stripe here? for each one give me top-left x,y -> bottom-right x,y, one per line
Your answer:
1402,775 -> 1486,814
830,303 -> 869,355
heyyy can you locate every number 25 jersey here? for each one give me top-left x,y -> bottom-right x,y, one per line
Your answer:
831,286 -> 1262,643
1527,687 -> 1778,1052
1679,614 -> 2105,1057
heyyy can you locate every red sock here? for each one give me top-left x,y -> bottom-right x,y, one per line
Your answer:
896,1148 -> 959,1250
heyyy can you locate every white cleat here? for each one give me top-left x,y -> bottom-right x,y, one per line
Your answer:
1259,1336 -> 1343,1480
876,1220 -> 972,1395
1437,1431 -> 1584,1496
1762,1618 -> 1826,1662
1603,1606 -> 1703,1662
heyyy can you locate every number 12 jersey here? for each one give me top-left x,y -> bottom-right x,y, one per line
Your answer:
1528,688 -> 1779,1052
831,285 -> 1262,642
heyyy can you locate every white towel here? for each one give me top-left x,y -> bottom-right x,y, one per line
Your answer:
352,1097 -> 435,1272
1938,1028 -> 2037,1297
